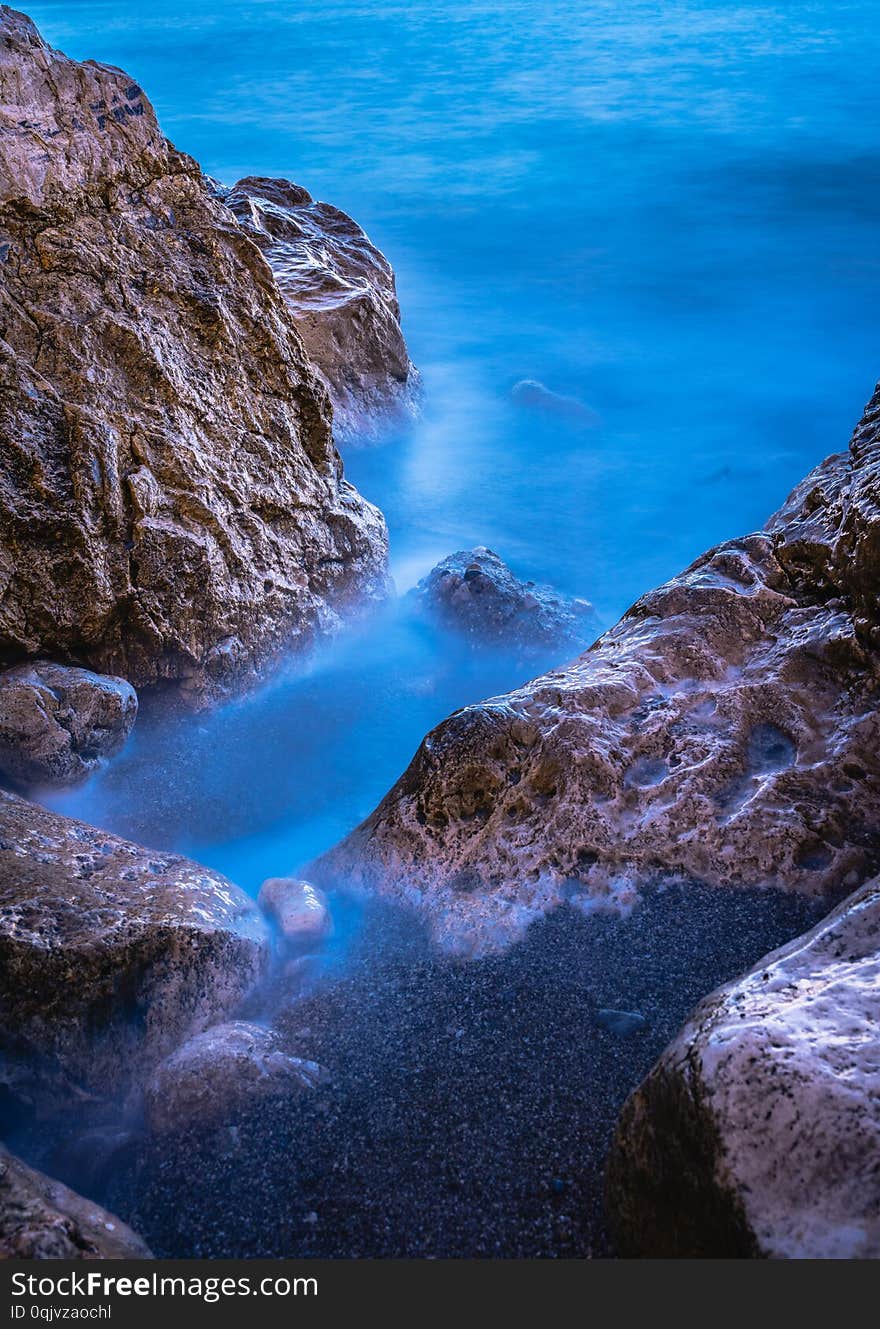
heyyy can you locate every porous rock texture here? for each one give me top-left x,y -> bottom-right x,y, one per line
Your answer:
0,7 -> 388,704
606,877 -> 880,1258
0,789 -> 270,1097
0,659 -> 137,789
318,384 -> 880,953
144,1021 -> 324,1135
0,1142 -> 152,1258
225,176 -> 417,438
411,547 -> 596,656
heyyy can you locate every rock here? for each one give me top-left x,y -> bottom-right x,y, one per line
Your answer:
411,547 -> 596,655
0,660 -> 137,789
606,877 -> 880,1258
595,1009 -> 647,1036
316,383 -> 880,953
144,1021 -> 324,1134
511,379 -> 600,427
0,789 -> 270,1097
225,176 -> 417,438
257,876 -> 332,950
0,1142 -> 151,1258
0,9 -> 388,704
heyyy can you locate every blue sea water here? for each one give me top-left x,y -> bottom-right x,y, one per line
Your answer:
30,0 -> 880,886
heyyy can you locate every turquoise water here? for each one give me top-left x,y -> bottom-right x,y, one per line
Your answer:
31,0 -> 880,885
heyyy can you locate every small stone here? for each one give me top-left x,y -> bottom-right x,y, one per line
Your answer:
258,877 -> 332,950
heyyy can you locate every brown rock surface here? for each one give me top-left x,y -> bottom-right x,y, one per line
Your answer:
225,176 -> 416,438
606,877 -> 880,1258
0,789 -> 270,1096
317,385 -> 880,953
0,660 -> 136,789
0,1143 -> 152,1258
0,7 -> 388,704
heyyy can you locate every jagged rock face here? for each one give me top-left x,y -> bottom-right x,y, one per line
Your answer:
0,8 -> 388,704
0,660 -> 137,788
225,176 -> 416,438
0,1143 -> 152,1258
606,878 -> 880,1258
144,1021 -> 324,1135
318,386 -> 880,954
0,789 -> 270,1097
411,547 -> 596,656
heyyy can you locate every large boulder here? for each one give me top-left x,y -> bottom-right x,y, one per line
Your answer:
0,790 -> 270,1097
317,386 -> 880,954
0,8 -> 388,704
606,877 -> 880,1258
0,660 -> 137,789
225,176 -> 417,438
144,1021 -> 324,1135
410,547 -> 596,656
0,1143 -> 151,1258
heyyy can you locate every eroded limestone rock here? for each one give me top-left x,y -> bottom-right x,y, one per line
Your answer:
0,8 -> 388,704
0,1143 -> 151,1259
0,790 -> 270,1097
0,660 -> 137,789
144,1021 -> 324,1134
317,387 -> 880,954
225,176 -> 417,437
606,877 -> 880,1258
411,547 -> 596,656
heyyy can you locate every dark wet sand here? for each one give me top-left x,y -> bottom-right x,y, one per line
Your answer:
90,884 -> 823,1258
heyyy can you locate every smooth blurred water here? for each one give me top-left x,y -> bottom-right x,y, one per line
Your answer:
29,0 -> 880,887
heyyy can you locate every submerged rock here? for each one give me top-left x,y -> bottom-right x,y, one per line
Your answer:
144,1021 -> 324,1134
317,383 -> 880,953
595,1009 -> 647,1036
411,547 -> 596,655
0,660 -> 137,789
0,1143 -> 151,1259
225,176 -> 417,438
0,790 -> 270,1097
0,9 -> 388,704
257,876 -> 332,950
606,877 -> 880,1258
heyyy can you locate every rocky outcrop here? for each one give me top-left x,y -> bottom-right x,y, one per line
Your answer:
317,385 -> 880,954
0,1143 -> 152,1258
411,547 -> 596,656
0,660 -> 136,789
0,790 -> 270,1097
606,877 -> 880,1258
225,176 -> 416,438
143,1021 -> 323,1134
0,8 -> 388,704
257,876 -> 332,950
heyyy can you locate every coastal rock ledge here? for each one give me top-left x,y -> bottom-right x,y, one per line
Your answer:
317,381 -> 880,954
606,877 -> 880,1258
0,6 -> 388,703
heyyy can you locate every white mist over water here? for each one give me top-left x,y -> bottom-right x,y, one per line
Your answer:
28,0 -> 880,887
